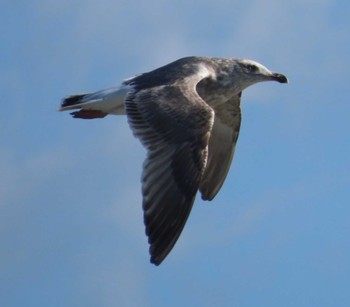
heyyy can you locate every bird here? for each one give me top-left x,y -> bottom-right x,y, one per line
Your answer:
59,56 -> 288,265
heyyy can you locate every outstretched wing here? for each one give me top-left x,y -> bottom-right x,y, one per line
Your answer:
125,67 -> 214,265
199,93 -> 242,201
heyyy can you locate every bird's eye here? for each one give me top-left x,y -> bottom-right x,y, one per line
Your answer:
246,64 -> 258,72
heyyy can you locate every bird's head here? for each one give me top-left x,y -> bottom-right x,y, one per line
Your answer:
234,59 -> 288,88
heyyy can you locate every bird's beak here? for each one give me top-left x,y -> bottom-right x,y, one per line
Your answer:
270,72 -> 288,83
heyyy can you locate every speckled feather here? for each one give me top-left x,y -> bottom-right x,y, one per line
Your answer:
60,56 -> 288,265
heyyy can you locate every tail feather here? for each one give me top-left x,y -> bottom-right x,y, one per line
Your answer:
61,94 -> 89,109
59,86 -> 129,118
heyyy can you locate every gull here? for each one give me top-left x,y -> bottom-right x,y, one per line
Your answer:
60,56 -> 288,265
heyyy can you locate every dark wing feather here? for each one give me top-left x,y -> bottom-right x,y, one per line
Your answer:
125,70 -> 214,265
199,94 -> 242,200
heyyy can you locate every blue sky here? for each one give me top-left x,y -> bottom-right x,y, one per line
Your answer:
1,1 -> 350,306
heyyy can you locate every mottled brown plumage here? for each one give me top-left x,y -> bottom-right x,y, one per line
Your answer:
60,56 -> 288,265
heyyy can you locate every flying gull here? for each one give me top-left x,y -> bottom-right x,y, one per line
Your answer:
59,56 -> 288,265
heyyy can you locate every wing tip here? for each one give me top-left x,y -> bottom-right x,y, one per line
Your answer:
150,256 -> 162,266
199,182 -> 218,201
